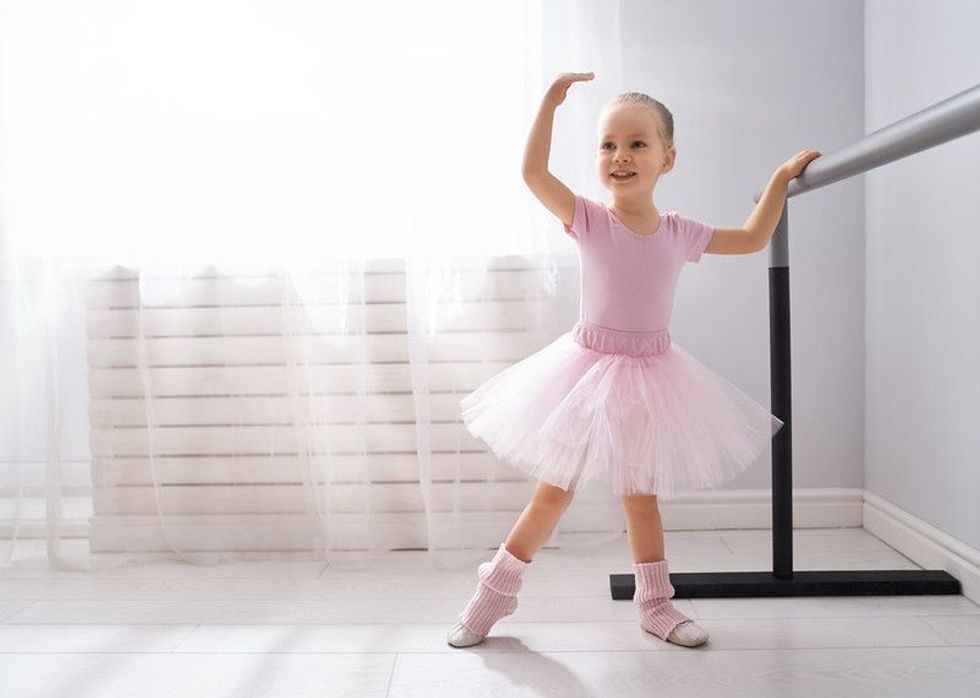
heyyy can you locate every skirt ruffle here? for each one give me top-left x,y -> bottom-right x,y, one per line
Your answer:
460,322 -> 784,498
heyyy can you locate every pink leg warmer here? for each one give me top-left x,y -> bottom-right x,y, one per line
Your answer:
458,543 -> 530,636
633,559 -> 694,640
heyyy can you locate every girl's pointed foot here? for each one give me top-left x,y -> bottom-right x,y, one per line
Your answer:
666,619 -> 709,647
447,596 -> 519,648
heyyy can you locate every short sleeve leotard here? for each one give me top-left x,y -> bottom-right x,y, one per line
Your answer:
562,194 -> 714,356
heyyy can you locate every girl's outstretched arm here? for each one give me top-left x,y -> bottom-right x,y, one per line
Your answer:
522,72 -> 593,229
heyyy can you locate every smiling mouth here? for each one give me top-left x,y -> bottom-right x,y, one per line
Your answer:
611,172 -> 636,180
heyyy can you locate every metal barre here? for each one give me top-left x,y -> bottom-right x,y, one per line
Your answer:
755,81 -> 980,202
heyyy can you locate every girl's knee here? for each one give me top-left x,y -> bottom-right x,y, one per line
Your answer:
532,481 -> 575,511
621,493 -> 658,513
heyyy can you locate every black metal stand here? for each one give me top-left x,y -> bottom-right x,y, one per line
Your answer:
610,205 -> 961,600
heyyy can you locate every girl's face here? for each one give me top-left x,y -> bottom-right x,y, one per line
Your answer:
595,105 -> 675,197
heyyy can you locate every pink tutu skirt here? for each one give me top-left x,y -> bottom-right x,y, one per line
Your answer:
460,319 -> 784,498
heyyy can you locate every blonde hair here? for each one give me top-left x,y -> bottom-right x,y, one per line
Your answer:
605,92 -> 674,147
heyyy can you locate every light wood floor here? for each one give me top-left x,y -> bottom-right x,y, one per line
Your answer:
2,528 -> 978,697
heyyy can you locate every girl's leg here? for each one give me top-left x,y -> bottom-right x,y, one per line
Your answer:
622,493 -> 709,648
448,481 -> 575,647
622,493 -> 665,563
505,481 -> 577,562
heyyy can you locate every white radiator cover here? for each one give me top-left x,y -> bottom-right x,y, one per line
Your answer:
80,257 -> 622,552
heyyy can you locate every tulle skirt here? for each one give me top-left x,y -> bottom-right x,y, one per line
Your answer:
460,319 -> 784,498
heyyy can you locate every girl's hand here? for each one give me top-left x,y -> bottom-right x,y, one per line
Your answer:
544,72 -> 595,109
777,149 -> 822,182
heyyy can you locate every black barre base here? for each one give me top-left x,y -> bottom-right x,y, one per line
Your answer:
610,569 -> 962,600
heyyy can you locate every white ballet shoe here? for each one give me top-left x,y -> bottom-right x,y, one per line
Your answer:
666,620 -> 709,647
447,596 -> 519,647
447,621 -> 485,648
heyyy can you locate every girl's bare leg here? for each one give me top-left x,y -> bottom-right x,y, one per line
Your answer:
504,481 -> 576,562
622,494 -> 665,563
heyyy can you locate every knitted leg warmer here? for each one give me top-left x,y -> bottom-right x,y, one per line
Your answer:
449,543 -> 529,645
634,559 -> 708,647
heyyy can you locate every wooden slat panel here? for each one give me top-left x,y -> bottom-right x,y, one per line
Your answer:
81,268 -> 549,308
85,299 -> 549,338
91,393 -> 479,428
93,479 -> 534,516
85,330 -> 550,368
89,423 -> 487,457
82,263 -> 577,545
0,453 -> 530,490
87,361 -> 512,397
68,255 -> 566,280
89,452 -> 523,487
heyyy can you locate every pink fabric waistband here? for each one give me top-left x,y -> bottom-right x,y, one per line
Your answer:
571,319 -> 671,357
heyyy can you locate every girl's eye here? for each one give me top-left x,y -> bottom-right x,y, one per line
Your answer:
600,142 -> 645,150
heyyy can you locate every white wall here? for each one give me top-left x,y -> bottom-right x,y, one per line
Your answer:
865,0 -> 980,550
619,0 -> 866,492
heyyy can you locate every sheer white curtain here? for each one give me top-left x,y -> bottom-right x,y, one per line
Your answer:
0,0 -> 625,572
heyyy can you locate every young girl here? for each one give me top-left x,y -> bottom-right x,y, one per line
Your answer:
447,72 -> 821,649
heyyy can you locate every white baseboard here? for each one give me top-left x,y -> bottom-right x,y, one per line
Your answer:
4,486 -> 977,607
863,489 -> 979,605
652,486 -> 865,531
79,487 -> 867,551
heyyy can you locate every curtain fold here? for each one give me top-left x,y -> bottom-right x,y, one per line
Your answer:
0,0 -> 626,573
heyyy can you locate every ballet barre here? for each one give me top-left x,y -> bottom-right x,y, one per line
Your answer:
612,81 -> 980,599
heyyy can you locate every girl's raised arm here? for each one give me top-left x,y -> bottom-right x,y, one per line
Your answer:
521,72 -> 594,229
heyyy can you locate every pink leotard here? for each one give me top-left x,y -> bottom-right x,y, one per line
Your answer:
563,194 -> 714,356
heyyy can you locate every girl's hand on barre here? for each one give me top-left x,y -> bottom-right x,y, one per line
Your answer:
777,149 -> 822,182
544,72 -> 595,109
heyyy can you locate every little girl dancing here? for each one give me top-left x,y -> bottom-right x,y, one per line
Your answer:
448,72 -> 819,649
